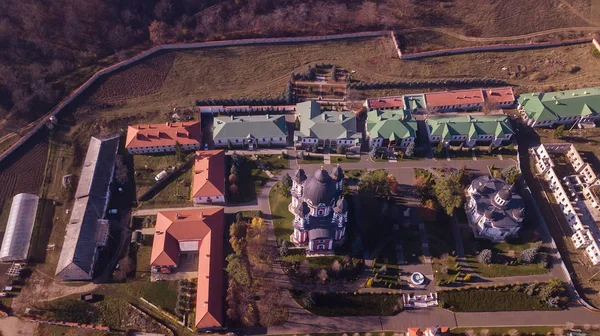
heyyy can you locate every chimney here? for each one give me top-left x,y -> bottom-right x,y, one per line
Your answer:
339,114 -> 345,121
231,115 -> 235,120
322,114 -> 327,121
166,122 -> 170,127
266,114 -> 270,119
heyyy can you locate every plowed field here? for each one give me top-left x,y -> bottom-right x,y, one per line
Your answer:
0,131 -> 49,210
87,53 -> 175,105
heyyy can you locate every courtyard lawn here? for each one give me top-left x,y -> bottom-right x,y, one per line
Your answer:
228,157 -> 269,204
269,181 -> 294,243
439,289 -> 557,312
141,280 -> 179,314
256,153 -> 289,174
281,255 -> 345,268
297,155 -> 324,165
451,326 -> 556,336
291,290 -> 402,316
330,155 -> 361,163
137,166 -> 192,209
465,256 -> 549,278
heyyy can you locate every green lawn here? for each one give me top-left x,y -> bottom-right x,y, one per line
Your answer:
439,288 -> 557,312
451,326 -> 557,336
269,181 -> 294,244
281,255 -> 344,268
465,256 -> 548,278
141,280 -> 179,314
330,155 -> 361,163
297,155 -> 324,165
137,165 -> 192,209
250,160 -> 271,195
291,290 -> 402,316
256,153 -> 289,174
133,153 -> 181,187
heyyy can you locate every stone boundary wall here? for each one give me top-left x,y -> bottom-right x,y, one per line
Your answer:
23,318 -> 110,331
400,38 -> 591,60
390,32 -> 403,58
0,30 -> 390,164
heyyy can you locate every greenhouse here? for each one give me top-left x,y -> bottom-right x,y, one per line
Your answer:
0,193 -> 39,262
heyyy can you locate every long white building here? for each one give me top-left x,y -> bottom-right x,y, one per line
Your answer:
531,143 -> 600,265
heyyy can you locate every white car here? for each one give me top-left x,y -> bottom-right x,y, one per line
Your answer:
155,170 -> 167,181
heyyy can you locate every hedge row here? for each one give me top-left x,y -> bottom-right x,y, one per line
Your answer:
348,78 -> 507,90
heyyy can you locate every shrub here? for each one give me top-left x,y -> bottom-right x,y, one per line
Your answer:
521,244 -> 541,264
478,249 -> 493,264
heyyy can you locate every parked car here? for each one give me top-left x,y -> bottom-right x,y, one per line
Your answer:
108,209 -> 118,215
155,170 -> 167,181
2,286 -> 13,292
204,143 -> 209,150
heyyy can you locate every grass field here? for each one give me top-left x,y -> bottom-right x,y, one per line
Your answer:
137,166 -> 192,209
451,326 -> 557,336
297,155 -> 324,165
269,181 -> 294,244
439,288 -> 556,312
60,37 -> 600,129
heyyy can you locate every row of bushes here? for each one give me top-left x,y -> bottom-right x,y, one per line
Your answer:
439,280 -> 567,312
349,78 -> 507,90
291,290 -> 402,316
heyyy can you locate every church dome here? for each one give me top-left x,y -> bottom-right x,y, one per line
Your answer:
303,168 -> 337,205
497,187 -> 512,201
331,165 -> 344,182
293,169 -> 307,183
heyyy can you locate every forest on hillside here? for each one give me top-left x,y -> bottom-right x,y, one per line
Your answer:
0,0 -> 447,129
0,0 -> 593,129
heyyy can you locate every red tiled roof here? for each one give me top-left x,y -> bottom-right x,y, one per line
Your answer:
149,208 -> 225,329
483,87 -> 515,104
366,96 -> 404,110
425,89 -> 485,107
125,121 -> 201,149
408,328 -> 423,336
191,150 -> 225,199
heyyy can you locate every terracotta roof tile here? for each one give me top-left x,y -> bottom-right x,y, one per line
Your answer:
366,96 -> 404,110
191,150 -> 225,199
425,89 -> 485,107
149,208 -> 224,329
125,121 -> 201,149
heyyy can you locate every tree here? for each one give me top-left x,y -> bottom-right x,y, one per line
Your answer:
229,173 -> 239,184
387,174 -> 398,194
478,249 -> 492,264
328,86 -> 334,95
149,20 -> 170,45
295,116 -> 301,130
227,140 -> 233,150
370,146 -> 380,158
174,141 -> 184,162
433,174 -> 464,216
114,156 -> 129,185
553,125 -> 567,139
420,199 -> 438,222
225,254 -> 251,286
317,269 -> 328,284
279,243 -> 289,257
336,145 -> 346,155
405,142 -> 415,158
299,260 -> 311,276
331,260 -> 342,274
281,173 -> 293,190
235,212 -> 244,223
434,141 -> 445,157
307,85 -> 314,95
297,150 -> 305,160
229,184 -> 240,196
358,169 -> 393,198
502,166 -> 521,185
521,243 -> 541,264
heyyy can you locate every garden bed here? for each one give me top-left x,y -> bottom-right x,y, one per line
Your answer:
297,154 -> 324,165
291,290 -> 402,316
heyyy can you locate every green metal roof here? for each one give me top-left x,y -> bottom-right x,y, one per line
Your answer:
403,94 -> 426,111
366,109 -> 416,140
427,115 -> 514,140
296,101 -> 359,140
517,87 -> 600,122
213,115 -> 287,140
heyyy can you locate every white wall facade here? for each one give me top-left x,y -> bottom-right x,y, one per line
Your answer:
128,143 -> 200,154
193,195 -> 225,204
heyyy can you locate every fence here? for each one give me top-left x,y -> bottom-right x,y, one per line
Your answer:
0,30 -> 390,165
399,38 -> 591,60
